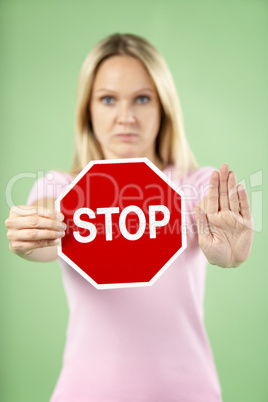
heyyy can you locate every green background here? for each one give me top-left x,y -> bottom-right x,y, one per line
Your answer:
1,1 -> 267,401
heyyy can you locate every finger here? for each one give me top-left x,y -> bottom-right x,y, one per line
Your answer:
8,228 -> 65,242
206,171 -> 219,214
219,163 -> 229,211
228,171 -> 239,213
10,205 -> 64,221
193,206 -> 211,237
10,205 -> 37,217
6,215 -> 67,231
10,238 -> 60,254
238,184 -> 252,219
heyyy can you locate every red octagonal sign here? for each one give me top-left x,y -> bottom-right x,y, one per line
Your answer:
55,158 -> 186,289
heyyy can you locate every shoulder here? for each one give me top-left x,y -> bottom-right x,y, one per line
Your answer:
33,170 -> 75,192
185,166 -> 216,185
163,165 -> 216,185
163,165 -> 216,203
43,170 -> 75,185
27,170 -> 74,205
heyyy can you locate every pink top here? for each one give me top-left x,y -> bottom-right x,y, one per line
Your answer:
27,165 -> 222,402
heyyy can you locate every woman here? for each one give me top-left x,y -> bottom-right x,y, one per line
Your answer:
5,33 -> 253,401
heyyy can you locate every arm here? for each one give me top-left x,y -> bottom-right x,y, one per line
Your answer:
193,164 -> 254,268
5,198 -> 66,262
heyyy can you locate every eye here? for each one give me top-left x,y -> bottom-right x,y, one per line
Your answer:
136,95 -> 150,104
101,96 -> 115,105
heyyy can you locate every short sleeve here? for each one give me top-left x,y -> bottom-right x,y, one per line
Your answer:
174,166 -> 216,222
191,166 -> 216,201
26,170 -> 73,206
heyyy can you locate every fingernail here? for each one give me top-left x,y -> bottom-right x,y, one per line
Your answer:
211,171 -> 218,178
56,212 -> 65,221
57,231 -> 65,238
58,222 -> 67,230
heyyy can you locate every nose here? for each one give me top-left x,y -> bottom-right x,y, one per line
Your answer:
116,101 -> 136,125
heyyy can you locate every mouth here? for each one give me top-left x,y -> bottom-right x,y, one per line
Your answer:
115,133 -> 139,142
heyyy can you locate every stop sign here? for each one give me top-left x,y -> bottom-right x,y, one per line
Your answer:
55,158 -> 186,289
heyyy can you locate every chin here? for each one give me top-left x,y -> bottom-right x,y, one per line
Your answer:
112,148 -> 141,160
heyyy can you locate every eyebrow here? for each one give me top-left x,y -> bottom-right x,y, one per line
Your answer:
94,87 -> 156,94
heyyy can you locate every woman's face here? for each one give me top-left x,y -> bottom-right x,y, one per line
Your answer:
89,55 -> 161,163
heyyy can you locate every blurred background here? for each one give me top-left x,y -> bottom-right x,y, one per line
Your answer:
1,0 -> 267,401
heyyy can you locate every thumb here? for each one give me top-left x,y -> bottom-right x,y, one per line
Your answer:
193,206 -> 211,238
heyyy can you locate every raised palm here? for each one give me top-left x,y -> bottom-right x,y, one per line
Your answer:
194,164 -> 254,268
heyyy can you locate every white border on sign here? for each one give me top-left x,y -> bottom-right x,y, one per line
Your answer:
55,157 -> 187,290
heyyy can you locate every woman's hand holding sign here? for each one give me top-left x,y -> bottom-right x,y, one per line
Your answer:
5,202 -> 66,261
194,164 -> 254,268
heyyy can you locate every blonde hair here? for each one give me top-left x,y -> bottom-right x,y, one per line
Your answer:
71,33 -> 198,176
